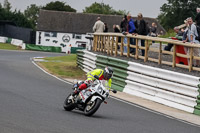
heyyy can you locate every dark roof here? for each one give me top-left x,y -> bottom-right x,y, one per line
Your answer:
37,10 -> 166,34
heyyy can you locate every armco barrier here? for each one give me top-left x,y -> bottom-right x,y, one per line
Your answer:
0,36 -> 8,43
194,85 -> 200,115
76,50 -> 200,115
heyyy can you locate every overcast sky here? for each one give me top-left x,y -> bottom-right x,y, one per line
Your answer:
0,0 -> 167,18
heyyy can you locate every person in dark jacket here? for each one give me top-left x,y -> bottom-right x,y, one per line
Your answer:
120,15 -> 128,32
104,22 -> 108,32
134,13 -> 148,56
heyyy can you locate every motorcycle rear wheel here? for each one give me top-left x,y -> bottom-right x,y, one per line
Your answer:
63,94 -> 76,111
84,98 -> 102,116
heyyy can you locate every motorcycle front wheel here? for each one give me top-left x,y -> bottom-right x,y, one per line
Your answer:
84,98 -> 102,116
63,94 -> 76,111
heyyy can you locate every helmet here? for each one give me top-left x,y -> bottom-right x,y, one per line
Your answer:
104,67 -> 113,80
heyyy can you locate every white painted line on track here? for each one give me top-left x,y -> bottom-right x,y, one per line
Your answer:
31,57 -> 200,128
31,58 -> 73,85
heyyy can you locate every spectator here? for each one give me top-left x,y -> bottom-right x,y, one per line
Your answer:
195,7 -> 200,27
120,15 -> 128,32
146,22 -> 150,36
104,22 -> 108,32
150,22 -> 157,37
183,19 -> 189,55
134,13 -> 148,56
125,13 -> 136,54
164,27 -> 183,51
93,17 -> 105,33
113,24 -> 121,44
113,24 -> 120,33
183,17 -> 200,66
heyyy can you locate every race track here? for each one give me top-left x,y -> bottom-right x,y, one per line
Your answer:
0,50 -> 199,133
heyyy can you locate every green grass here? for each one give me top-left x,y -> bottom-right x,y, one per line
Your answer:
159,29 -> 176,38
0,43 -> 20,50
38,54 -> 86,80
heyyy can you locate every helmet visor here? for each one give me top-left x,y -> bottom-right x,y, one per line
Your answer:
105,73 -> 112,80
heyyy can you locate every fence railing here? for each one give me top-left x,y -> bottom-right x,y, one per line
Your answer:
93,33 -> 200,72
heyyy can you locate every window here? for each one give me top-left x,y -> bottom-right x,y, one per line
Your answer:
75,34 -> 82,39
44,32 -> 57,37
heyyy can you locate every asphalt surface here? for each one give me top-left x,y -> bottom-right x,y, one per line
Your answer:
0,50 -> 199,133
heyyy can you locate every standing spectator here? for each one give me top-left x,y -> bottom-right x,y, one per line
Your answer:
113,24 -> 121,44
125,13 -> 136,54
195,7 -> 200,27
113,24 -> 120,33
93,17 -> 105,33
183,17 -> 200,66
104,22 -> 108,32
134,13 -> 148,56
150,22 -> 157,37
120,15 -> 128,32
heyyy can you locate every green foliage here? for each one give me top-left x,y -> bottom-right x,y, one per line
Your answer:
83,2 -> 128,15
0,1 -> 33,28
158,0 -> 200,30
42,1 -> 76,12
24,4 -> 41,29
159,29 -> 176,38
3,0 -> 11,11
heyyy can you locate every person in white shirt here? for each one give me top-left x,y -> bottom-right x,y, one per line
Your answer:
93,17 -> 105,33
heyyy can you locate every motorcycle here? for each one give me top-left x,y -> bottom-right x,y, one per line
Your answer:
63,76 -> 117,116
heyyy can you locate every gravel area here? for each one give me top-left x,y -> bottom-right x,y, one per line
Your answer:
91,43 -> 200,77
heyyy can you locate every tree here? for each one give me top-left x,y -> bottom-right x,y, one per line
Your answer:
0,1 -> 33,29
3,0 -> 11,11
24,4 -> 41,29
158,0 -> 200,30
83,2 -> 128,15
42,1 -> 76,12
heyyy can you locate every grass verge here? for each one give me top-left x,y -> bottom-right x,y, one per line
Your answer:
0,43 -> 20,50
36,54 -> 86,80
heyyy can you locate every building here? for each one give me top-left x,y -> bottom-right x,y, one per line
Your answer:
36,10 -> 166,52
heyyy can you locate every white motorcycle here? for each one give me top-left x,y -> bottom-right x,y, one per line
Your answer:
63,75 -> 117,116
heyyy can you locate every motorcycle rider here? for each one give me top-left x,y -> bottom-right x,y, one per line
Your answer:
73,67 -> 113,95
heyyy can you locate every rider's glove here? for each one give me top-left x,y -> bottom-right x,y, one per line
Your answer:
84,80 -> 93,86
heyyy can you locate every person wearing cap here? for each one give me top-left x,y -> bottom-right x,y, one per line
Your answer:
93,17 -> 105,33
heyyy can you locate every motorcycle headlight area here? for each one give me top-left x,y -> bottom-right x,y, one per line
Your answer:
97,86 -> 103,93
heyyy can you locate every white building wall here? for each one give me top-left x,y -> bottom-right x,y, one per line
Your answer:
36,31 -> 91,53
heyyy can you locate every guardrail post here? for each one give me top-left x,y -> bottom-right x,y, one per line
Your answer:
93,35 -> 97,51
120,37 -> 124,56
115,37 -> 118,57
189,47 -> 194,72
127,37 -> 130,57
158,42 -> 162,64
144,40 -> 148,62
135,39 -> 139,59
111,36 -> 114,56
172,44 -> 176,67
104,36 -> 107,53
101,36 -> 103,52
107,36 -> 110,55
